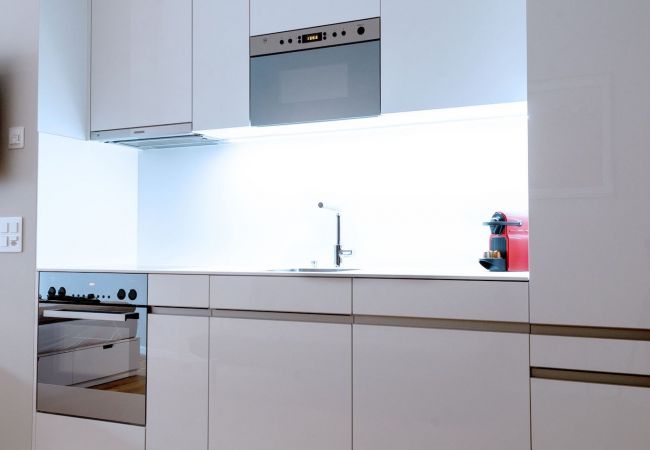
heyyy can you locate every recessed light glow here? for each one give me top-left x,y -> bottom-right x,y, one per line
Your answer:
199,102 -> 527,142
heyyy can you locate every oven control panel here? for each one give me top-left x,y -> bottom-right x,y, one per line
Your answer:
38,272 -> 148,306
250,17 -> 380,57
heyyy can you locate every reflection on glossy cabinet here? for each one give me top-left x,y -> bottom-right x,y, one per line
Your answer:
354,324 -> 530,450
209,317 -> 351,450
381,0 -> 526,113
531,379 -> 650,450
91,0 -> 192,132
147,314 -> 209,450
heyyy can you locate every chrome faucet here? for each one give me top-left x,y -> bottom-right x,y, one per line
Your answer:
318,202 -> 353,267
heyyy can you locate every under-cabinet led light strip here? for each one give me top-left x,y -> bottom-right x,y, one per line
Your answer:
199,102 -> 527,142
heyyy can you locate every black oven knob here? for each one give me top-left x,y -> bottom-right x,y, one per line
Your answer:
117,289 -> 126,300
58,287 -> 66,297
47,286 -> 56,297
87,294 -> 95,300
128,289 -> 138,301
357,26 -> 365,35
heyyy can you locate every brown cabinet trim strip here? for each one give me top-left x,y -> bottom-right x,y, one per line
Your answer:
354,315 -> 530,334
531,324 -> 650,341
531,367 -> 650,388
210,309 -> 354,324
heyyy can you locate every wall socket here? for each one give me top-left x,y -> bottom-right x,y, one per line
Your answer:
9,126 -> 25,149
0,217 -> 23,252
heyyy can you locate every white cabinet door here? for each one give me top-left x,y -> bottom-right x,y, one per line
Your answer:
193,0 -> 249,131
209,317 -> 352,450
532,379 -> 650,450
91,0 -> 192,132
147,314 -> 209,450
250,0 -> 379,35
35,413 -> 144,450
382,0 -> 526,113
38,0 -> 91,139
354,325 -> 530,450
528,0 -> 650,328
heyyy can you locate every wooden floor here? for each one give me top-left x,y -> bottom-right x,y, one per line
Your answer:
91,375 -> 146,395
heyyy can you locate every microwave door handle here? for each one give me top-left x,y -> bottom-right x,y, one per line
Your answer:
42,310 -> 139,322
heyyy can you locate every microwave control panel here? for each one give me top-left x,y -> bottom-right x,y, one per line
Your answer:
250,17 -> 380,57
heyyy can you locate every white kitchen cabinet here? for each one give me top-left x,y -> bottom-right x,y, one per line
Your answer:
209,316 -> 352,450
35,412 -> 144,450
381,0 -> 526,113
531,379 -> 650,450
210,275 -> 351,314
528,0 -> 650,328
354,324 -> 530,450
193,0 -> 249,131
148,274 -> 209,308
250,0 -> 379,35
38,0 -> 91,139
147,313 -> 209,450
91,0 -> 192,133
353,278 -> 529,323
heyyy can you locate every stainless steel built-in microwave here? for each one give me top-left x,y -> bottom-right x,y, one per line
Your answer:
250,18 -> 380,126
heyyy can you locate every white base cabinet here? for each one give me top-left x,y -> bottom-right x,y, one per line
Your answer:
146,314 -> 209,450
35,412 -> 144,450
532,379 -> 650,450
209,317 -> 352,450
353,324 -> 530,450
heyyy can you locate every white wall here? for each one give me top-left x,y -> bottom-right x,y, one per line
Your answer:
138,104 -> 528,271
37,134 -> 139,269
0,0 -> 39,448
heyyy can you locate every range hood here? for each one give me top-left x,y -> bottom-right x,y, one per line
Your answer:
90,122 -> 220,149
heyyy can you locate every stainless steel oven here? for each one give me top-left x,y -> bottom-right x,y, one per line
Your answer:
37,272 -> 148,426
250,17 -> 380,126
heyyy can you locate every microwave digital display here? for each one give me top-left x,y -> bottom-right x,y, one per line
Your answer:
302,32 -> 323,43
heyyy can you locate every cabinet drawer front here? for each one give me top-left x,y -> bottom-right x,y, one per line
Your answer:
531,335 -> 650,376
210,276 -> 351,314
532,379 -> 650,450
149,274 -> 210,308
35,413 -> 145,450
353,279 -> 528,322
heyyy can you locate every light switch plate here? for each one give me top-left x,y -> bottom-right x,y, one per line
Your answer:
0,217 -> 23,252
9,126 -> 25,149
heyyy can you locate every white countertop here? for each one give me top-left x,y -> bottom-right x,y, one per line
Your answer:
37,265 -> 529,281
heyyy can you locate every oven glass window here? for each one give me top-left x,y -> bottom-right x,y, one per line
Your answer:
36,304 -> 147,426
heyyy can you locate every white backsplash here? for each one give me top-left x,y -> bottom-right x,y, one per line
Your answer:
138,105 -> 528,272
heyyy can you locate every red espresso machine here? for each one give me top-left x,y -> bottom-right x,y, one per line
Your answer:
479,211 -> 529,272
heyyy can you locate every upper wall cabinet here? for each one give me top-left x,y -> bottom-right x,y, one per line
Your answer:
249,0 -> 379,35
381,0 -> 527,114
38,0 -> 91,140
90,0 -> 192,135
193,0 -> 250,131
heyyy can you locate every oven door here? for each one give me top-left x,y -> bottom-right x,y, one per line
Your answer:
36,303 -> 147,426
250,40 -> 380,126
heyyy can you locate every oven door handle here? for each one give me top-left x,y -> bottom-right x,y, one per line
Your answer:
42,310 -> 139,322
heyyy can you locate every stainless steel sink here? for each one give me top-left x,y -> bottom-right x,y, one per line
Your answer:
268,268 -> 359,273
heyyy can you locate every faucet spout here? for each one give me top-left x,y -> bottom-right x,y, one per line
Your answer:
318,202 -> 352,267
